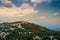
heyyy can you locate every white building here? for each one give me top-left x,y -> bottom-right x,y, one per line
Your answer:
0,31 -> 9,38
32,35 -> 42,40
11,23 -> 25,29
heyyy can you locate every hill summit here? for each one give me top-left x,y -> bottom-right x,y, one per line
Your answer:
0,21 -> 60,40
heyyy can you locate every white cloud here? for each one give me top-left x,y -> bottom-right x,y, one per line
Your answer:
30,0 -> 52,3
0,3 -> 38,17
0,0 -> 16,7
30,0 -> 52,7
30,0 -> 42,3
1,0 -> 11,4
20,3 -> 32,8
54,13 -> 58,16
0,0 -> 59,26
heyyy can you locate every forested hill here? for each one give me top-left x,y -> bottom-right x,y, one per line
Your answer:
0,21 -> 60,40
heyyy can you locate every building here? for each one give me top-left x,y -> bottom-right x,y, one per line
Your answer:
32,35 -> 42,40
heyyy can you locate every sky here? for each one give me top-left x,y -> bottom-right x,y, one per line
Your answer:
0,0 -> 60,31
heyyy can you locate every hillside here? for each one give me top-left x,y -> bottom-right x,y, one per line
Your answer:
0,21 -> 60,40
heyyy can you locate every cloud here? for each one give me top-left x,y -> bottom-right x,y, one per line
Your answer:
0,3 -> 38,18
30,0 -> 52,7
1,0 -> 11,4
54,13 -> 58,16
0,0 -> 60,26
30,0 -> 52,3
9,0 -> 23,7
30,0 -> 43,3
0,0 -> 16,8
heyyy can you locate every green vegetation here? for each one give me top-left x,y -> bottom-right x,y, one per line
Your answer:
0,21 -> 60,40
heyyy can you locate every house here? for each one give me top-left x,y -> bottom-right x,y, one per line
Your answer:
0,31 -> 9,38
32,35 -> 42,40
11,23 -> 25,29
